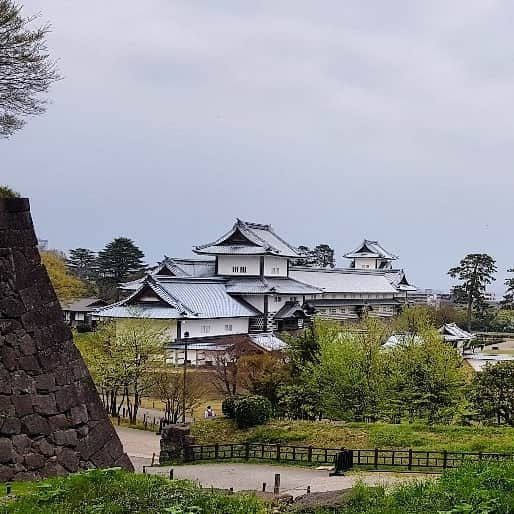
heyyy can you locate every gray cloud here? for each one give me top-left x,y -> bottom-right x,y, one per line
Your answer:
2,0 -> 513,294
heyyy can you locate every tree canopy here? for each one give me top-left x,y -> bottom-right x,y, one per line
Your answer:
501,268 -> 514,310
0,185 -> 19,197
0,0 -> 60,137
448,253 -> 497,331
41,250 -> 87,300
293,244 -> 336,268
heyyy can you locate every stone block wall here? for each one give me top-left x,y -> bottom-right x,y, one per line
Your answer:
0,198 -> 133,481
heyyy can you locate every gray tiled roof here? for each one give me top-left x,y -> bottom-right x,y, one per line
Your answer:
344,240 -> 398,260
290,268 -> 397,294
226,277 -> 321,295
96,276 -> 257,320
194,219 -> 301,257
60,297 -> 106,312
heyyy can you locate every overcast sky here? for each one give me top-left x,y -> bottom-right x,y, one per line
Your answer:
2,1 -> 513,294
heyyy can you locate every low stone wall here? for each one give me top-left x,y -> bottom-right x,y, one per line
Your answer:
159,424 -> 195,463
0,198 -> 133,481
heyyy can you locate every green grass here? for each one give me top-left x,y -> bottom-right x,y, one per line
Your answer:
1,468 -> 268,514
327,461 -> 514,513
191,419 -> 514,453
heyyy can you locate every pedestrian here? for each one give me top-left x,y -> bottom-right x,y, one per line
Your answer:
204,405 -> 216,419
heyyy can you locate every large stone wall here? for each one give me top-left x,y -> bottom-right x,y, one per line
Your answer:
0,198 -> 133,481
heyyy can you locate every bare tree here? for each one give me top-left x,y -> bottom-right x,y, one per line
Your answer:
151,371 -> 206,424
0,0 -> 60,137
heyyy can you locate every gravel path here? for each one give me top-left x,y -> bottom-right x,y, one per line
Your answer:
115,426 -> 431,496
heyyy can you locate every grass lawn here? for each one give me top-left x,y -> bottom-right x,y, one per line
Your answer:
191,418 -> 514,453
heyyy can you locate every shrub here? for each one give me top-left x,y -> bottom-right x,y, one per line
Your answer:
234,395 -> 272,429
222,395 -> 241,419
0,185 -> 20,198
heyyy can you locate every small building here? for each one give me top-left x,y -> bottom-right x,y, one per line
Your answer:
61,297 -> 107,327
439,323 -> 475,353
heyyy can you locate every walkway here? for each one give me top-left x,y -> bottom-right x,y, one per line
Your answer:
115,427 -> 428,496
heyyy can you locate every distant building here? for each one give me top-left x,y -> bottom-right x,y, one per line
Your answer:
94,220 -> 416,363
407,288 -> 452,307
61,297 -> 107,327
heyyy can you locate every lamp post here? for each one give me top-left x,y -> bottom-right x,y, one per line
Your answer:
182,328 -> 189,424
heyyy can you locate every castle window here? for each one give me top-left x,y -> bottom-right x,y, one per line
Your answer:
274,296 -> 282,302
239,266 -> 247,273
232,266 -> 239,273
225,324 -> 233,331
330,308 -> 337,314
201,325 -> 211,334
271,267 -> 280,274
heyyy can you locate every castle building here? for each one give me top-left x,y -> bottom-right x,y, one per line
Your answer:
94,220 -> 416,363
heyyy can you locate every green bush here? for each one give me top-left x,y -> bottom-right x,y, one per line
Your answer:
4,468 -> 267,513
222,395 -> 241,419
0,185 -> 20,198
234,395 -> 272,429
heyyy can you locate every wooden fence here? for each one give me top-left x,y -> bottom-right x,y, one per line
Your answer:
184,443 -> 514,471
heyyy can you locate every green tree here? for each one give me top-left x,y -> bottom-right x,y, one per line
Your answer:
292,244 -> 335,268
471,361 -> 514,425
385,331 -> 468,423
448,254 -> 497,331
97,237 -> 145,300
0,185 -> 19,197
77,318 -> 167,423
66,247 -> 98,283
501,268 -> 514,310
0,0 -> 60,137
490,309 -> 514,332
308,318 -> 390,421
41,250 -> 87,300
239,352 -> 290,407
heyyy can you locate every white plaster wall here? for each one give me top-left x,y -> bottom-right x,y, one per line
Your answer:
268,294 -> 304,313
241,295 -> 265,313
217,255 -> 260,275
354,258 -> 378,269
181,317 -> 249,338
263,256 -> 288,277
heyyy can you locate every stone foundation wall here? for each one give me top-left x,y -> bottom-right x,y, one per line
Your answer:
0,198 -> 133,481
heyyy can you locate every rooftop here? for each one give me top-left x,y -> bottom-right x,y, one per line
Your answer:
344,240 -> 398,260
194,219 -> 301,258
290,268 -> 398,294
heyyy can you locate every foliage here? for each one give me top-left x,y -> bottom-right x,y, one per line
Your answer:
448,254 -> 497,331
276,383 -> 321,420
151,371 -> 206,424
234,395 -> 273,428
0,0 -> 60,137
66,247 -> 99,284
283,324 -> 321,372
471,361 -> 514,426
489,309 -> 514,332
40,250 -> 88,299
239,352 -> 290,407
292,243 -> 336,268
75,318 -> 168,423
3,468 -> 267,513
501,268 -> 514,309
191,417 -> 514,453
0,184 -> 19,197
221,395 -> 241,419
385,333 -> 469,423
324,461 -> 514,513
97,237 -> 145,300
306,317 -> 391,421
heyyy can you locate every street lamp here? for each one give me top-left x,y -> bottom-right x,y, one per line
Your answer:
182,327 -> 189,424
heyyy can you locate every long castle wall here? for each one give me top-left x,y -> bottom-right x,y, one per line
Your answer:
0,198 -> 133,481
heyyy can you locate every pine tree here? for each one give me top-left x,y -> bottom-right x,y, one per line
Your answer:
97,237 -> 145,284
292,244 -> 335,268
66,248 -> 98,282
501,268 -> 514,310
448,254 -> 497,331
